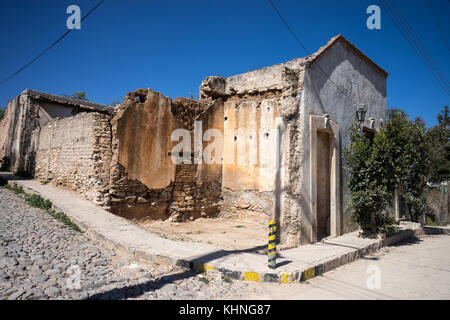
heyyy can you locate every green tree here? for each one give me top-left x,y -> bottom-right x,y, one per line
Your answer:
437,105 -> 449,127
70,91 -> 88,101
344,108 -> 431,234
426,106 -> 450,183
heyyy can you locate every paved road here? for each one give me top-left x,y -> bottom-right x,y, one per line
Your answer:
245,234 -> 450,299
0,188 -> 252,300
1,186 -> 449,300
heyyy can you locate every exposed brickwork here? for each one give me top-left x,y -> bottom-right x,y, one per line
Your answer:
169,162 -> 198,221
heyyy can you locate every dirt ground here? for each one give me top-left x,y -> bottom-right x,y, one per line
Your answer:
138,214 -> 268,251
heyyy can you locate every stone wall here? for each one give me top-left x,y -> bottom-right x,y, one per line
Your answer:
34,112 -> 111,206
108,88 -> 219,221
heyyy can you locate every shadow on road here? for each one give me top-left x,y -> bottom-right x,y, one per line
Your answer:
389,236 -> 422,247
87,243 -> 293,300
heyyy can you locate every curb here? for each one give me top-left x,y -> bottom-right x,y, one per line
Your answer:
6,180 -> 424,284
423,225 -> 450,235
191,226 -> 422,284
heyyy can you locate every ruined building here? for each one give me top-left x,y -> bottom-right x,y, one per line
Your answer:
0,35 -> 388,246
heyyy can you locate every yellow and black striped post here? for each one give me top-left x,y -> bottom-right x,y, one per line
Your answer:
268,220 -> 277,269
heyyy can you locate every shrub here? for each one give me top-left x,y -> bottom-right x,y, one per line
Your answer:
344,109 -> 431,235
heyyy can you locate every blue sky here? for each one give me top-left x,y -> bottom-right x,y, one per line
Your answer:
0,0 -> 448,126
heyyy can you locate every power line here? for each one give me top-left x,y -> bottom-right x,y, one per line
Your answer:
0,0 -> 105,87
380,0 -> 447,91
389,0 -> 449,89
380,0 -> 450,95
267,0 -> 310,55
426,0 -> 450,51
267,0 -> 358,106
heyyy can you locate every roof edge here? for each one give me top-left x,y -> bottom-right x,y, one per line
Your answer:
307,34 -> 389,78
21,89 -> 114,114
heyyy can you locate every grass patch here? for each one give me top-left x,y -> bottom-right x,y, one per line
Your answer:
5,183 -> 24,195
198,276 -> 210,284
25,193 -> 52,210
5,183 -> 83,233
49,211 -> 83,232
235,225 -> 245,228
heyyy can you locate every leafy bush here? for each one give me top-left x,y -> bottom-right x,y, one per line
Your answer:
344,109 -> 431,235
425,106 -> 450,183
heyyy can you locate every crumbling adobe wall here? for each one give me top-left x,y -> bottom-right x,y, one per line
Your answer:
199,62 -> 305,246
109,89 -> 178,219
34,112 -> 111,205
109,89 -> 217,221
167,97 -> 213,222
195,100 -> 224,219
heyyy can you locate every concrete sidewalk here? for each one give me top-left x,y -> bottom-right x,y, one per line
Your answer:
6,178 -> 424,284
423,225 -> 450,235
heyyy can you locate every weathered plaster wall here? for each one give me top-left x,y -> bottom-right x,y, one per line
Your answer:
109,89 -> 179,219
0,94 -> 41,173
109,89 -> 217,221
301,38 -> 387,238
34,112 -> 111,205
199,63 -> 304,238
200,81 -> 286,228
0,92 -> 94,174
0,98 -> 19,163
117,90 -> 176,190
39,101 -> 75,118
222,98 -> 280,192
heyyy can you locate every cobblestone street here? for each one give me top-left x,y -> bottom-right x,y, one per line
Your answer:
0,188 -> 254,300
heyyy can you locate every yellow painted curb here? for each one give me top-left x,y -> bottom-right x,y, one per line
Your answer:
281,273 -> 293,283
244,271 -> 261,282
304,267 -> 315,280
198,264 -> 215,272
